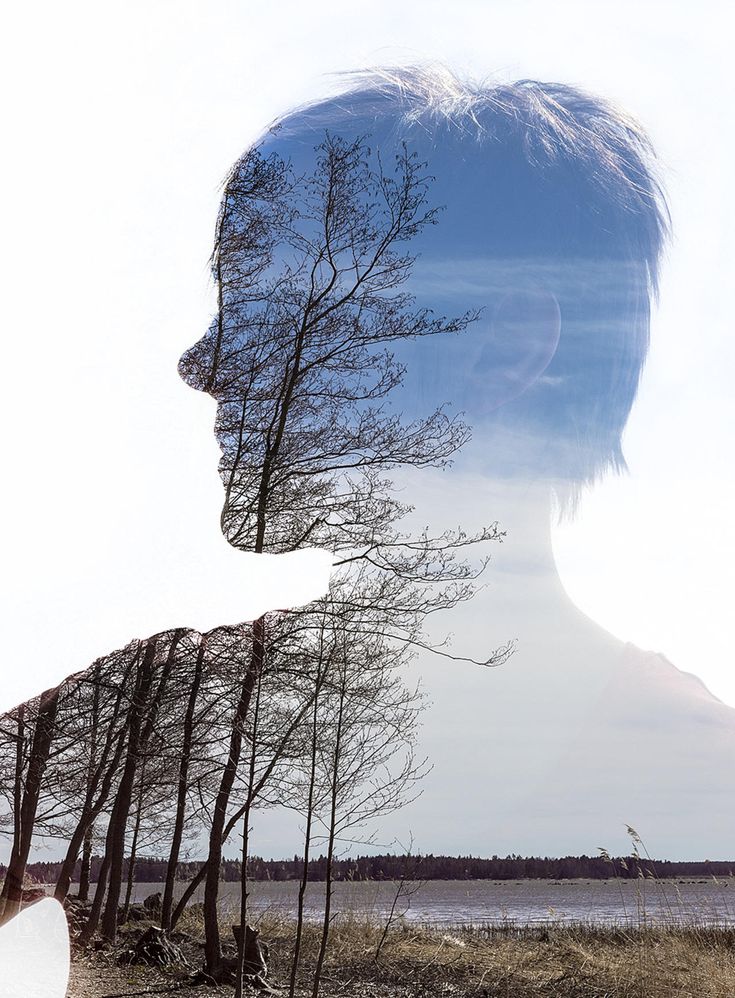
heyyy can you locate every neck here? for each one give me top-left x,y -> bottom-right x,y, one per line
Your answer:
411,453 -> 624,677
466,476 -> 576,635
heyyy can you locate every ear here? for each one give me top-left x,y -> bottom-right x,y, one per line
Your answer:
474,286 -> 561,410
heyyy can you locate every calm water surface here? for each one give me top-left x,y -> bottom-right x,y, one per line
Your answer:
125,878 -> 735,927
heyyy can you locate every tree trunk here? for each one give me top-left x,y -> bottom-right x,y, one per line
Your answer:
170,654 -> 316,933
78,822 -> 94,901
203,615 -> 264,979
71,665 -> 101,900
170,803 -> 253,932
101,631 -> 182,941
53,720 -> 129,903
161,636 -> 206,931
122,765 -> 146,922
0,689 -> 60,924
171,861 -> 207,931
312,674 -> 345,998
54,662 -> 123,904
78,852 -> 111,945
235,668 -> 263,998
289,662 -> 324,998
1,704 -> 25,917
75,668 -> 102,901
100,639 -> 158,941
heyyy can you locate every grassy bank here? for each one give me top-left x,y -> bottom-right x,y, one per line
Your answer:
241,914 -> 735,997
69,909 -> 735,998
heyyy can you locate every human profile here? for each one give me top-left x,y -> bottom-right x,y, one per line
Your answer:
179,65 -> 735,857
2,62 -> 733,992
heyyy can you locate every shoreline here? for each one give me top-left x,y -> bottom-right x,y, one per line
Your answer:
30,874 -> 735,886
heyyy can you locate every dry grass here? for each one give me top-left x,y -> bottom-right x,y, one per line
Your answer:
224,911 -> 735,998
66,905 -> 735,997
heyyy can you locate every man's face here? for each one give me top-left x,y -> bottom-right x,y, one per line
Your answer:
178,130 -> 597,541
178,205 -> 566,505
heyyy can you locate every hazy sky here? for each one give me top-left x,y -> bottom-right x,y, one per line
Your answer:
1,0 -> 733,860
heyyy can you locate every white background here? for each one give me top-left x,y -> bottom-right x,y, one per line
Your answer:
1,1 -> 732,707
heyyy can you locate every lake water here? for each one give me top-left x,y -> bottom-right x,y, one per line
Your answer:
125,878 -> 735,927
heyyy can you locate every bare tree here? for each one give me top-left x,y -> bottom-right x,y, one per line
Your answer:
374,839 -> 423,963
287,614 -> 335,998
99,630 -> 185,941
52,653 -> 138,904
160,634 -> 208,931
0,687 -> 60,923
166,628 -> 331,933
308,626 -> 426,998
179,131 -> 501,981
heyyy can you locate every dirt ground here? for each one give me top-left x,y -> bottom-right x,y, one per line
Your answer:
66,951 -> 425,998
66,950 -> 211,998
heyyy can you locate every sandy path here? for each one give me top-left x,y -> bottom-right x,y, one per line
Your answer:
66,955 -> 224,998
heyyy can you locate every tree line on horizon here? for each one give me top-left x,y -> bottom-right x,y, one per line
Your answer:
9,852 -> 734,886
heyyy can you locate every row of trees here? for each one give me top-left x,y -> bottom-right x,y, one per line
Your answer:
0,133 -> 506,990
16,852 -> 730,886
0,619 -> 421,975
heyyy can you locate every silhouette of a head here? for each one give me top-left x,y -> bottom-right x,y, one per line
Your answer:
181,65 -> 669,516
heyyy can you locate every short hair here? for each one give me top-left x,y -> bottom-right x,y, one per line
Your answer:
223,64 -> 669,506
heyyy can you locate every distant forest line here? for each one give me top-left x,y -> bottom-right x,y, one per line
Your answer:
8,853 -> 735,884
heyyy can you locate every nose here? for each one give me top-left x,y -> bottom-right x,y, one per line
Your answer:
178,316 -> 219,396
